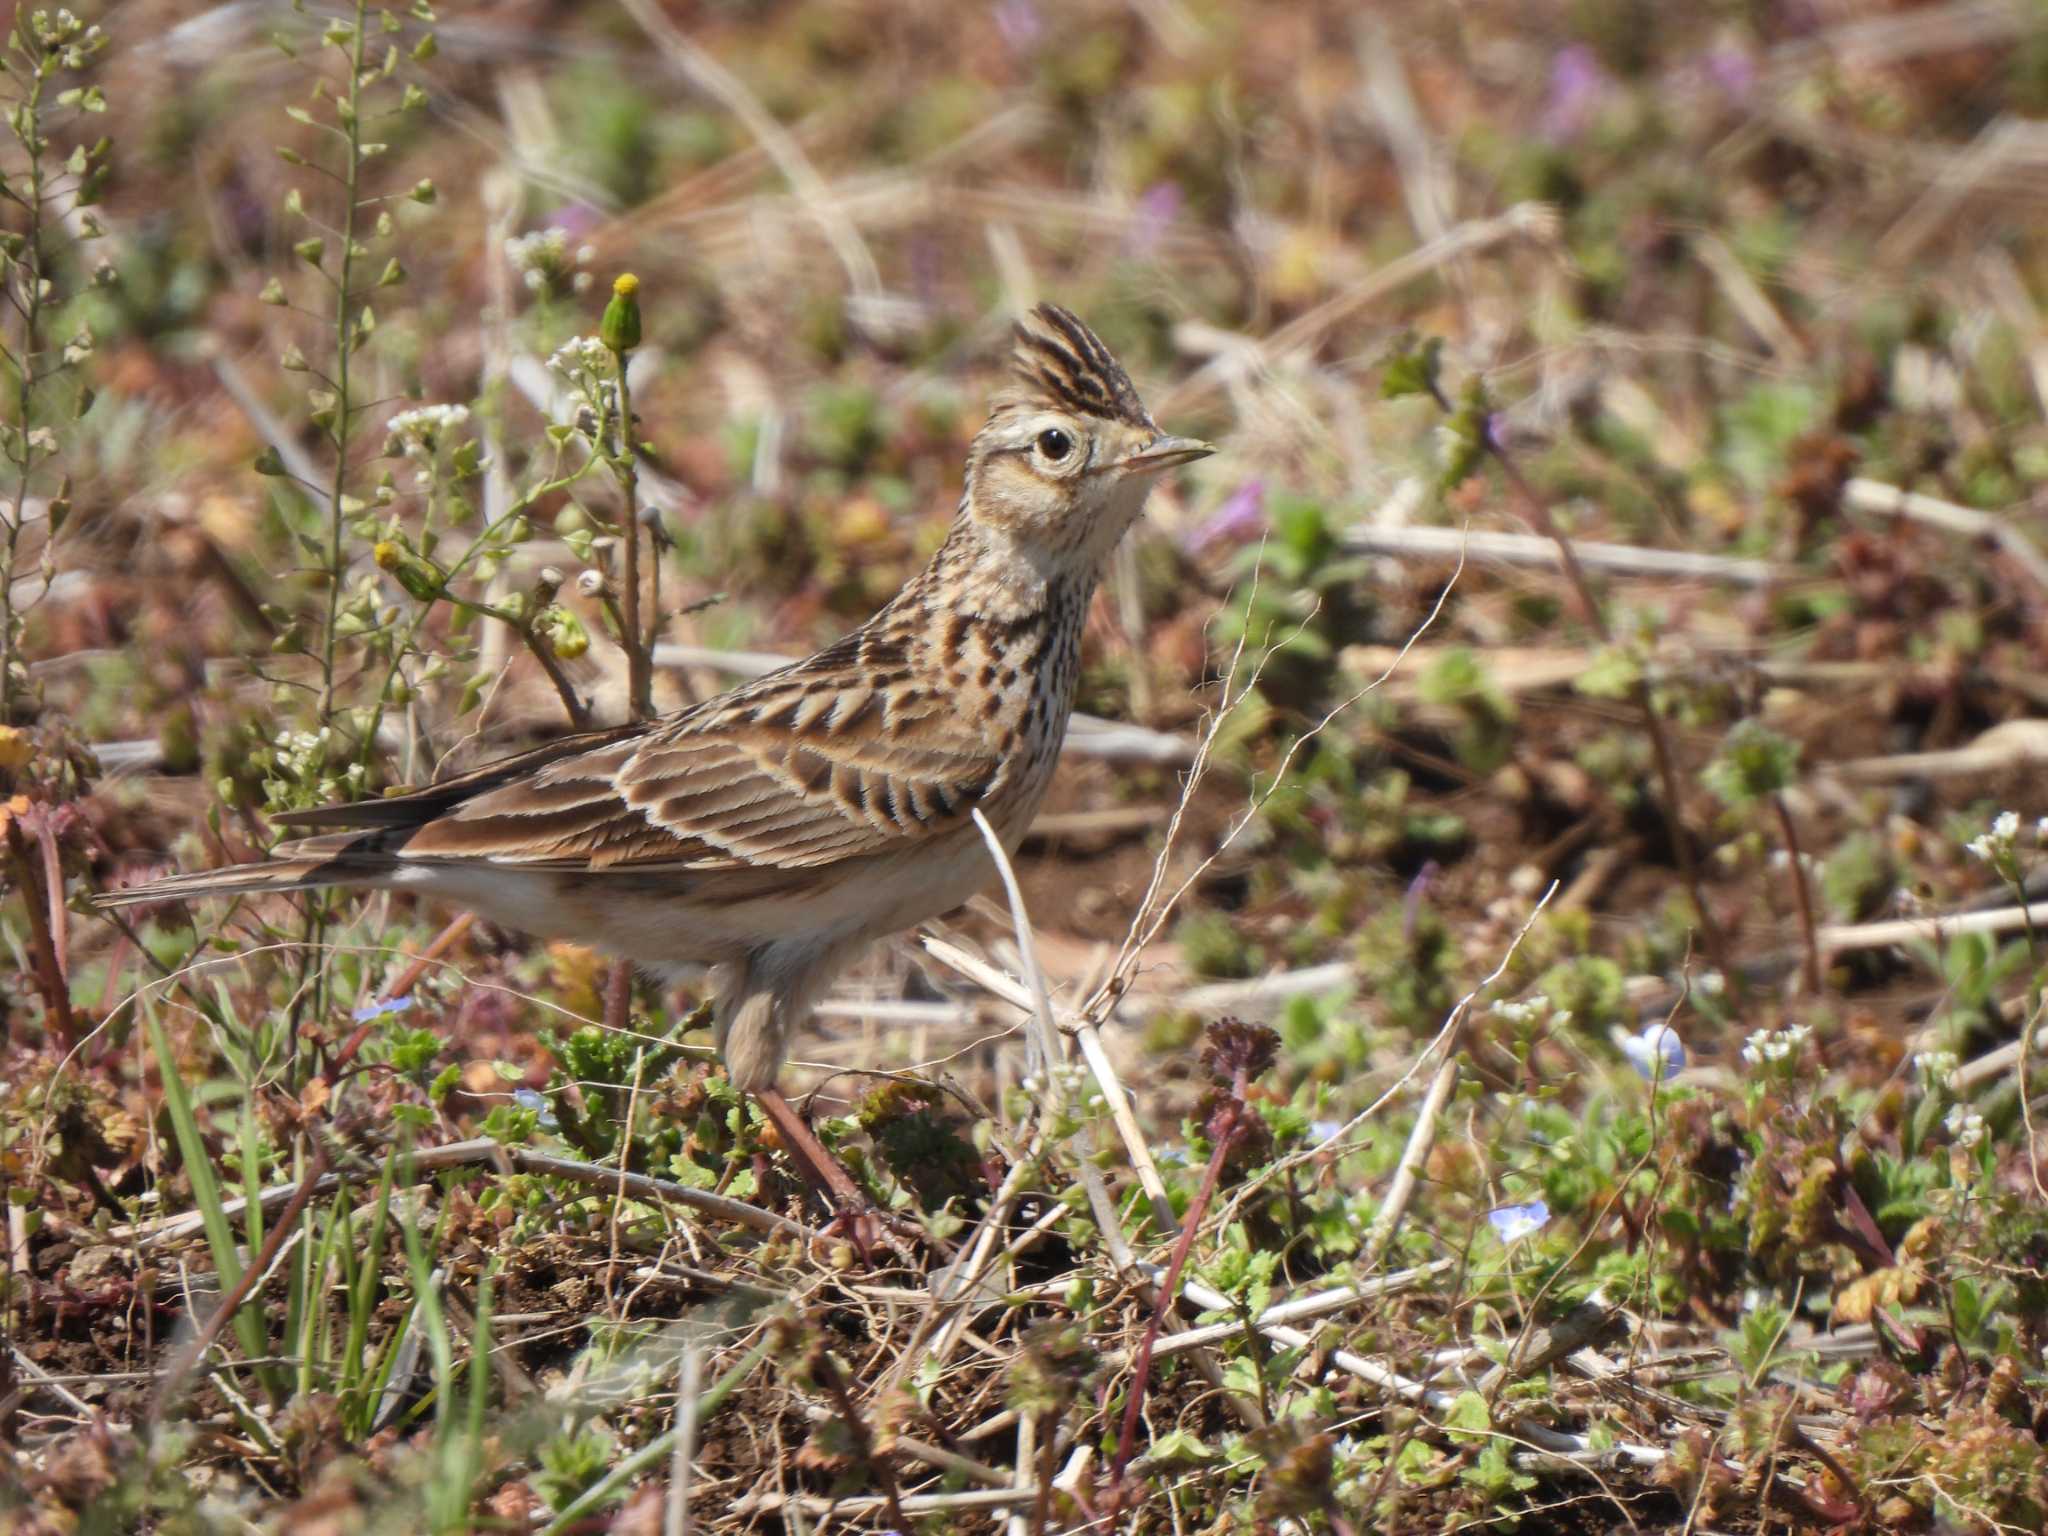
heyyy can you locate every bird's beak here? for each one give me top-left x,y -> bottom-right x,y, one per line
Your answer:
1119,434 -> 1215,475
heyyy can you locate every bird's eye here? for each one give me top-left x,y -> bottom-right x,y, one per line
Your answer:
1036,428 -> 1072,462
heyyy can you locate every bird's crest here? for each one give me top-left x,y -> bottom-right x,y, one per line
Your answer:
999,303 -> 1156,430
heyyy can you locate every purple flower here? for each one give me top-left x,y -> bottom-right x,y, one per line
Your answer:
352,994 -> 415,1023
1127,180 -> 1184,259
993,0 -> 1040,52
1620,1021 -> 1686,1082
1185,479 -> 1266,552
1541,44 -> 1607,143
1402,860 -> 1440,943
1488,1199 -> 1550,1245
1704,45 -> 1756,104
538,203 -> 601,240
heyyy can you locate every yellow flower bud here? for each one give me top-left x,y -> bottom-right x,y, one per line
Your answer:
601,272 -> 642,353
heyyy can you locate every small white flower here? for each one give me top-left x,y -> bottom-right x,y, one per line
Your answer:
1966,810 -> 2020,865
506,226 -> 570,274
1944,1103 -> 1986,1151
1491,994 -> 1550,1027
546,335 -> 612,382
1696,970 -> 1726,998
1741,1022 -> 1810,1069
387,404 -> 472,464
506,227 -> 593,298
1912,1050 -> 1960,1091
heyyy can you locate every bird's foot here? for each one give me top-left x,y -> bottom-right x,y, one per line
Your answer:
753,1086 -> 920,1263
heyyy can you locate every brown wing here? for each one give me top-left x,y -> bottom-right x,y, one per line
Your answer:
269,721 -> 649,831
391,650 -> 1005,872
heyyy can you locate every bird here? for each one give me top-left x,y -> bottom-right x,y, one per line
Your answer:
100,304 -> 1211,1207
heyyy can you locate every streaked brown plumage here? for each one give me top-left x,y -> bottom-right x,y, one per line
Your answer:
100,305 -> 1212,1089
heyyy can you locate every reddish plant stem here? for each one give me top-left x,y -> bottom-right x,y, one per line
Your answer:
5,816 -> 73,1045
1108,1068 -> 1245,1496
604,959 -> 633,1035
1440,387 -> 1730,978
1031,1416 -> 1058,1536
1771,793 -> 1823,993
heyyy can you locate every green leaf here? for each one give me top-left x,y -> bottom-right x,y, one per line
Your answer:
1146,1428 -> 1217,1465
146,1006 -> 271,1374
1437,379 -> 1489,492
1574,643 -> 1643,700
1702,719 -> 1801,808
1381,335 -> 1443,400
1443,1390 -> 1492,1443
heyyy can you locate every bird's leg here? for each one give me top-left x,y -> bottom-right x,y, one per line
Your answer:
752,1087 -> 921,1260
754,1086 -> 865,1208
722,970 -> 916,1255
604,960 -> 634,1035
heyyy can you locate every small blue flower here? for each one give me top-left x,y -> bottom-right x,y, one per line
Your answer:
351,994 -> 415,1023
1307,1119 -> 1343,1146
1619,1021 -> 1686,1082
1487,1199 -> 1550,1245
513,1088 -> 558,1129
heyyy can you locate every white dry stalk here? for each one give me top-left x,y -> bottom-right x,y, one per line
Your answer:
967,808 -> 1179,1233
1843,475 -> 2048,593
1360,1048 -> 1464,1272
1819,900 -> 2048,957
666,1341 -> 701,1536
1107,1259 -> 1455,1365
968,808 -> 1065,1085
1006,1413 -> 1035,1536
1072,1020 -> 1176,1232
112,1135 -> 818,1248
1168,1268 -> 1670,1471
1340,522 -> 1789,586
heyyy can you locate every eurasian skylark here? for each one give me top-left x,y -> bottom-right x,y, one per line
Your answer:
102,305 -> 1212,1097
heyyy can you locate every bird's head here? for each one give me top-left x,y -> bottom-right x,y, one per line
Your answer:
964,304 -> 1212,569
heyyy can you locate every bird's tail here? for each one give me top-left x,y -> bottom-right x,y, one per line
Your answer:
94,834 -> 398,910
